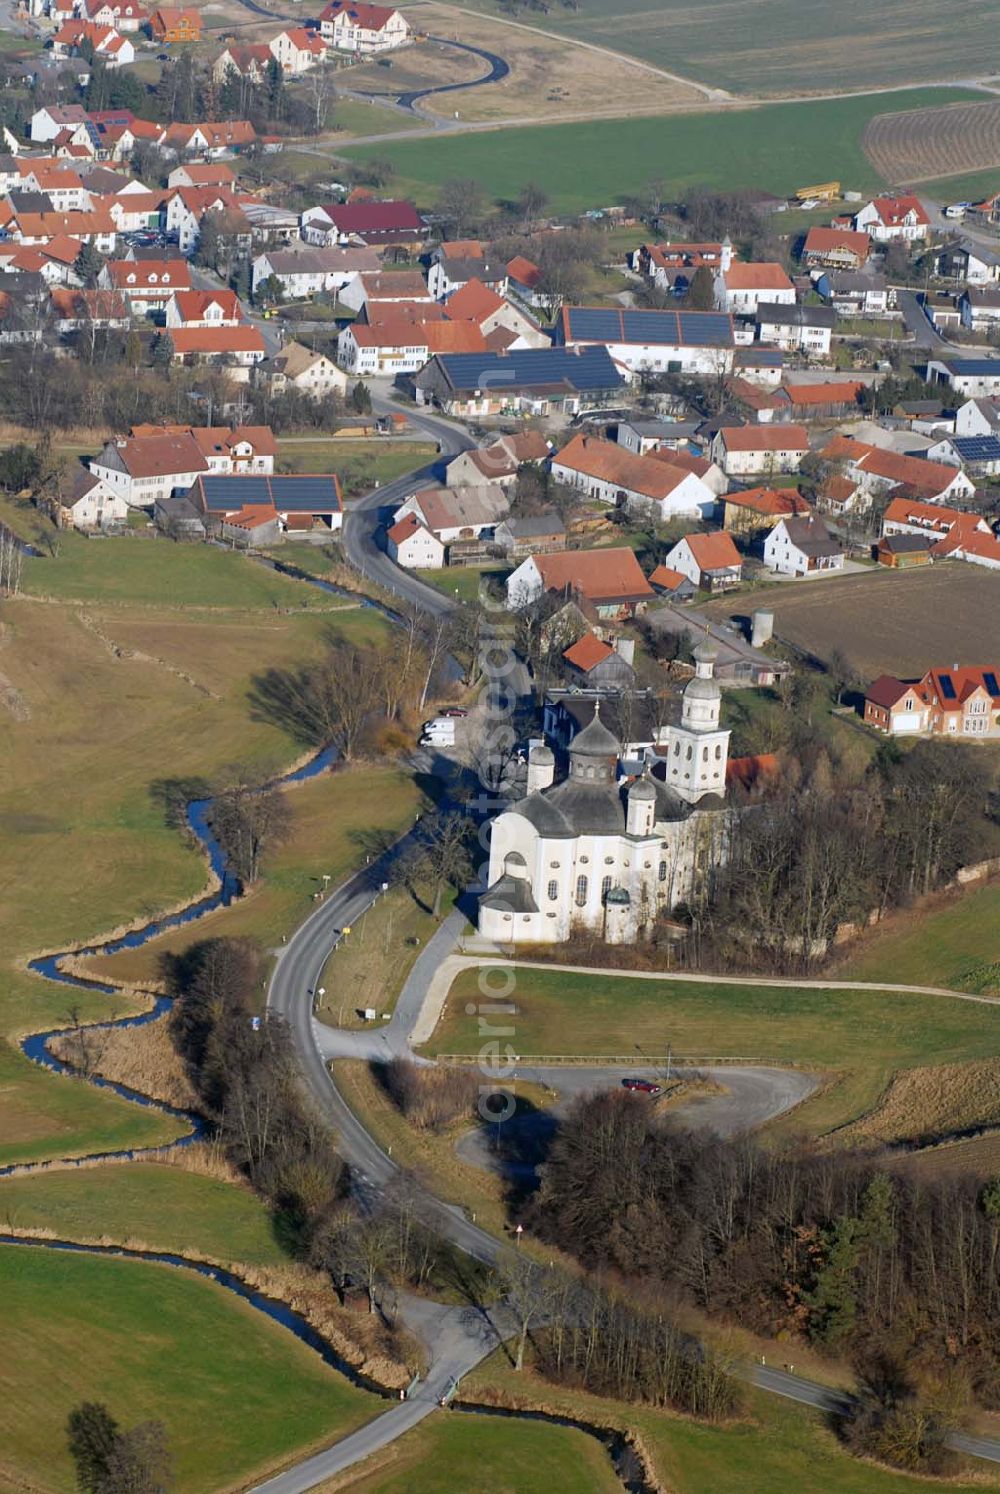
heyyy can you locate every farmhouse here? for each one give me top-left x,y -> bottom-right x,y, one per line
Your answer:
258,341 -> 347,400
192,473 -> 343,532
864,666 -> 1000,737
555,305 -> 735,376
714,262 -> 795,315
550,433 -> 715,520
802,226 -> 871,269
881,494 -> 990,541
853,195 -> 929,242
478,654 -> 731,946
443,278 -> 548,350
821,435 -> 975,502
90,430 -> 208,508
413,346 -> 626,418
393,484 -> 508,542
251,245 -> 378,299
445,429 -> 551,490
302,199 -> 426,250
711,424 -> 809,477
616,418 -> 700,455
57,467 -> 129,529
763,514 -> 845,576
722,486 -> 811,534
318,0 -> 409,53
562,633 -> 636,689
336,316 -> 486,376
506,547 -> 654,618
662,531 -> 742,592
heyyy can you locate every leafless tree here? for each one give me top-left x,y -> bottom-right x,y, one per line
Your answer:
210,779 -> 291,887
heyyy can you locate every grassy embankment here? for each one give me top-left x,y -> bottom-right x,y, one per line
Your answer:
433,967 -> 1000,1136
0,1244 -> 380,1494
344,88 -> 982,213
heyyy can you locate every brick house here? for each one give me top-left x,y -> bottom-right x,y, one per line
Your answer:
864,667 -> 1000,737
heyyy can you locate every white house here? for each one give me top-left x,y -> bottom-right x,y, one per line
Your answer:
318,0 -> 409,53
99,258 -> 190,315
164,289 -> 242,329
478,650 -> 731,946
853,195 -> 930,243
960,288 -> 1000,332
815,271 -> 891,319
90,431 -> 208,509
711,425 -> 809,477
663,531 -> 742,591
385,512 -> 446,569
269,26 -> 326,73
714,261 -> 795,315
428,255 -> 508,302
259,341 -> 348,400
392,484 -> 508,542
251,245 -> 378,299
927,358 -> 1000,398
756,303 -> 835,357
29,104 -> 90,144
763,514 -> 845,576
59,468 -> 129,529
954,397 -> 1000,438
550,432 -> 715,520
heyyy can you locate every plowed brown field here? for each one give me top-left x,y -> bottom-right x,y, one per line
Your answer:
864,98 -> 1000,183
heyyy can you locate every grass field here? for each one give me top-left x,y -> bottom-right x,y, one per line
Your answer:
316,885 -> 450,1027
434,966 -> 1000,1135
461,1359 -> 1000,1494
278,438 -> 436,494
0,1244 -> 378,1493
341,1409 -> 621,1491
416,564 -> 506,605
79,764 -> 427,989
454,0 -> 1000,97
839,880 -> 1000,993
344,88 -> 981,212
0,1161 -> 292,1266
702,564 -> 1000,679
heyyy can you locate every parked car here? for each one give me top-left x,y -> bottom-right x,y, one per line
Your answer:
440,707 -> 468,718
621,1078 -> 662,1095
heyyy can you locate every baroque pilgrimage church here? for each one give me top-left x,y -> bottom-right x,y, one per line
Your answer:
479,644 -> 732,945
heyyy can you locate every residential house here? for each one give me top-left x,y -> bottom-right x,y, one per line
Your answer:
494,512 -> 566,560
506,547 -> 655,618
29,104 -> 90,144
50,285 -> 130,331
815,270 -> 891,318
663,531 -> 742,592
163,185 -> 237,254
934,237 -> 1000,285
192,473 -> 343,532
99,256 -> 190,314
733,346 -> 784,386
864,667 -> 1000,737
443,278 -> 548,349
960,288 -> 1000,332
562,633 -> 637,689
821,434 -> 976,502
165,288 -> 242,328
393,484 -> 509,543
506,253 -> 544,307
763,514 -> 844,576
550,432 -> 715,520
269,27 -> 327,73
301,199 -> 426,250
16,161 -> 89,213
633,239 -> 729,297
318,0 -> 409,53
164,121 -> 256,159
954,396 -> 1000,438
258,341 -> 347,400
84,0 -> 147,30
251,244 -> 379,299
722,486 -> 812,535
167,162 -> 235,191
413,346 -> 626,419
149,7 -> 202,42
555,304 -> 734,376
386,512 -> 446,569
714,261 -> 795,315
880,493 -> 990,542
5,207 -> 117,252
818,473 -> 863,515
711,424 -> 809,477
802,226 -> 871,270
211,44 -> 272,86
932,525 -> 1000,570
427,255 -> 507,301
167,325 -> 267,379
665,449 -> 729,497
53,19 -> 134,64
756,302 -> 836,356
129,423 -> 277,475
853,195 -> 929,242
648,564 -> 696,601
445,429 -> 551,490
337,315 -> 486,376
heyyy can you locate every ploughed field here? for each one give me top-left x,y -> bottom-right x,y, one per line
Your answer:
863,98 -> 1000,183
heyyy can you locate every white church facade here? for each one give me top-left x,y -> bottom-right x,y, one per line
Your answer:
479,644 -> 732,946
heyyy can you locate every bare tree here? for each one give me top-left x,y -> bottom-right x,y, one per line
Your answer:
496,1252 -> 563,1371
210,780 -> 291,887
402,811 -> 474,917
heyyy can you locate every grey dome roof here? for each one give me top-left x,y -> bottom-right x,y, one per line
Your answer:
512,792 -> 574,837
693,640 -> 718,664
685,675 -> 721,701
529,743 -> 554,764
504,850 -> 527,868
629,775 -> 656,800
570,705 -> 620,758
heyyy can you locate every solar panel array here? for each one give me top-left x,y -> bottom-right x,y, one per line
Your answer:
199,476 -> 341,513
952,435 -> 1000,461
939,675 -> 957,700
984,671 -> 1000,698
562,307 -> 733,348
437,345 -> 625,392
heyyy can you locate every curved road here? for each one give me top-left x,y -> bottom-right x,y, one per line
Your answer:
397,35 -> 510,111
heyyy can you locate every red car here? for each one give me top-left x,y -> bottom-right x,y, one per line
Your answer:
440,707 -> 468,718
622,1078 -> 661,1095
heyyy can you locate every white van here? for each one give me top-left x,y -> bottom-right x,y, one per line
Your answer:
420,717 -> 456,748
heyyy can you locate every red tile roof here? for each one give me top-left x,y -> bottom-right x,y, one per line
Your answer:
555,433 -> 698,501
387,512 -> 426,546
563,633 -> 614,671
168,326 -> 265,355
168,288 -> 243,323
533,547 -> 654,604
870,194 -> 929,227
803,226 -> 870,260
719,425 -> 809,452
683,530 -> 742,572
783,380 -> 864,407
722,261 -> 794,292
320,0 -> 401,27
445,277 -> 506,323
648,564 -> 689,591
327,200 -> 424,235
726,486 -> 811,517
507,253 -> 541,288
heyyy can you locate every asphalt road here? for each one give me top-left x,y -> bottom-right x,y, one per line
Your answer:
397,36 -> 510,111
895,286 -> 952,353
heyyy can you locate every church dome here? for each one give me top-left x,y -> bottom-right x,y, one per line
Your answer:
570,703 -> 620,758
628,775 -> 656,801
529,743 -> 554,765
685,675 -> 721,701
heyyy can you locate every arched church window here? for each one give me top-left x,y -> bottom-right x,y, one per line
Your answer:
547,880 -> 558,901
601,876 -> 612,900
715,744 -> 722,759
686,745 -> 692,761
575,875 -> 588,906
658,861 -> 667,881
673,741 -> 680,756
702,745 -> 709,762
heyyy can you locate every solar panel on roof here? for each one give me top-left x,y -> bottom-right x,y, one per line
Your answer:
939,675 -> 957,700
984,672 -> 999,697
952,435 -> 1000,460
566,308 -> 619,338
677,311 -> 733,346
437,346 -> 623,392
